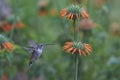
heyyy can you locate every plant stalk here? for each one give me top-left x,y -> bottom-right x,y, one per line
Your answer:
75,53 -> 79,80
73,19 -> 79,80
10,0 -> 18,39
73,19 -> 77,41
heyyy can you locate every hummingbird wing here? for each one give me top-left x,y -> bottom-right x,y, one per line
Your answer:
28,40 -> 37,48
23,47 -> 35,54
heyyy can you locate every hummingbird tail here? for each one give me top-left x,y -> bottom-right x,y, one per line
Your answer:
29,61 -> 32,67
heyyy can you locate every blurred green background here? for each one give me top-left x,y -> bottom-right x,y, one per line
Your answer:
0,0 -> 120,80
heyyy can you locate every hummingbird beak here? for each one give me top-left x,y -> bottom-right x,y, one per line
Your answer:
45,44 -> 56,46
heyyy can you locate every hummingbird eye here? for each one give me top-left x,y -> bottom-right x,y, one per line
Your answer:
38,43 -> 44,48
39,44 -> 44,47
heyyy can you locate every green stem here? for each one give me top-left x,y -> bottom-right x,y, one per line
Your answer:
73,19 -> 79,80
75,53 -> 79,80
10,21 -> 16,39
10,0 -> 18,39
73,19 -> 77,41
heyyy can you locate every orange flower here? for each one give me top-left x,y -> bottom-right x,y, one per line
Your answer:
0,20 -> 25,32
63,41 -> 92,56
1,42 -> 14,52
81,10 -> 89,18
15,22 -> 25,28
60,5 -> 89,20
38,10 -> 47,16
2,75 -> 7,80
38,0 -> 49,16
83,43 -> 92,54
60,9 -> 67,17
38,0 -> 57,16
3,24 -> 12,32
66,13 -> 72,19
60,9 -> 79,20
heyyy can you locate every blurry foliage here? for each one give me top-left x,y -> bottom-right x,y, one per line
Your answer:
0,0 -> 120,80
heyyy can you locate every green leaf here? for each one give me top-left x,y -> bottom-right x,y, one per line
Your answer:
6,53 -> 14,64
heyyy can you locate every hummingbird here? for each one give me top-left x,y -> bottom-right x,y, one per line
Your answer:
23,40 -> 54,67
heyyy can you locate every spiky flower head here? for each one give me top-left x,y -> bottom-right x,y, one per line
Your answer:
63,41 -> 92,56
60,5 -> 89,20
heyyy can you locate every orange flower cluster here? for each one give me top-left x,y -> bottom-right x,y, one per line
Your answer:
38,5 -> 47,16
81,10 -> 89,19
0,42 -> 14,52
38,0 -> 57,16
60,5 -> 89,20
60,9 -> 79,20
0,20 -> 24,32
2,75 -> 7,80
63,42 -> 92,56
60,9 -> 67,18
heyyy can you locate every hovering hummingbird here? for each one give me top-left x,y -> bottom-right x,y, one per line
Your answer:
23,40 -> 54,67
